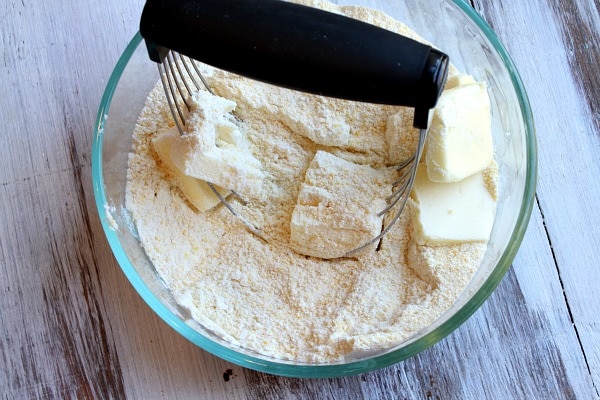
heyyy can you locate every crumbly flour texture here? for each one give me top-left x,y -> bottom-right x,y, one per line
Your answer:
126,0 -> 493,363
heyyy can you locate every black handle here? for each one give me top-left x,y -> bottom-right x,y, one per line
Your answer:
140,0 -> 449,128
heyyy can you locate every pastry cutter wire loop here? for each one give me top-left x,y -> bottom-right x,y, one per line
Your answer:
140,0 -> 449,256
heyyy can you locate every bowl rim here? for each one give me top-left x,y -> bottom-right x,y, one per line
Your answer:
92,1 -> 537,378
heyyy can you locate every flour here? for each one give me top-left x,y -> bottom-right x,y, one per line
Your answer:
125,1 -> 494,363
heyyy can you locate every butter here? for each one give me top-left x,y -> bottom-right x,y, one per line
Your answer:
171,90 -> 265,199
426,81 -> 493,183
444,73 -> 476,90
410,166 -> 496,245
152,127 -> 230,212
289,150 -> 392,259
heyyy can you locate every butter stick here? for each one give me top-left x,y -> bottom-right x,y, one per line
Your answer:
426,81 -> 493,183
410,166 -> 496,245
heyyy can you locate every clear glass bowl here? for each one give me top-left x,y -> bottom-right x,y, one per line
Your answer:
92,0 -> 536,377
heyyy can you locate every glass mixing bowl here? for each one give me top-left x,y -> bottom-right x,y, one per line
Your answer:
92,0 -> 536,377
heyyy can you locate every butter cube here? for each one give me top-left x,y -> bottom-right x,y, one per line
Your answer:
152,127 -> 229,212
410,166 -> 496,245
426,82 -> 493,183
171,90 -> 265,200
289,151 -> 392,259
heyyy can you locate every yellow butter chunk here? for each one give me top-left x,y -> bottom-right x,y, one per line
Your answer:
410,166 -> 496,245
426,81 -> 493,183
444,73 -> 476,90
152,127 -> 229,212
172,90 -> 265,200
289,150 -> 392,259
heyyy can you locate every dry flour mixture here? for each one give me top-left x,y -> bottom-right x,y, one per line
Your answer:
126,0 -> 496,362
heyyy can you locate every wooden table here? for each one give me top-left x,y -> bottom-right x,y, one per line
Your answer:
2,0 -> 598,398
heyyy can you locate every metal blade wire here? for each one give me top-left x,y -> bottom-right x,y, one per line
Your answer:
156,50 -> 263,237
156,49 -> 425,257
345,128 -> 428,257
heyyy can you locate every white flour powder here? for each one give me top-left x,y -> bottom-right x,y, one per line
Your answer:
125,1 -> 492,363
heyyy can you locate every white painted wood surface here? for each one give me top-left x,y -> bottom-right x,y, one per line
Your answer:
1,0 -> 598,398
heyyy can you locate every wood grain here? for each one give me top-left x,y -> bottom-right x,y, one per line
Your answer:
1,0 -> 144,397
474,0 -> 600,393
0,0 -> 598,398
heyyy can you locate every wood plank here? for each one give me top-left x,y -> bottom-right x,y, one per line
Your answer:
474,0 -> 600,391
0,164 -> 125,398
0,0 -> 142,397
